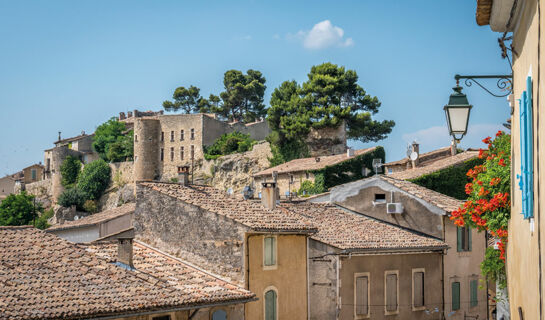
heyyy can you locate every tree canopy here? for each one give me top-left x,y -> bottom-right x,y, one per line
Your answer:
60,155 -> 81,187
163,85 -> 208,114
0,192 -> 41,226
93,118 -> 133,162
217,69 -> 267,123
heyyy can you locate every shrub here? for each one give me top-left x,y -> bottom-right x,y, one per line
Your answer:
57,188 -> 87,211
34,208 -> 54,230
60,155 -> 82,187
83,200 -> 98,213
93,117 -> 133,162
204,132 -> 256,160
298,180 -> 321,196
0,192 -> 41,226
77,159 -> 111,200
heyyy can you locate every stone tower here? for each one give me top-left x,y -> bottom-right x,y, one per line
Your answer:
134,118 -> 160,181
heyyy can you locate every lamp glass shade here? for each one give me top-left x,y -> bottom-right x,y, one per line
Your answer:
444,85 -> 472,140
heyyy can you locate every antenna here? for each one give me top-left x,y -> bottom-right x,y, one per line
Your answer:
372,158 -> 383,174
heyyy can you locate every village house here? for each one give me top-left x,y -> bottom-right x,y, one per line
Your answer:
310,175 -> 488,320
0,175 -> 16,200
0,226 -> 255,320
253,147 -> 382,197
474,0 -> 545,318
47,203 -> 135,243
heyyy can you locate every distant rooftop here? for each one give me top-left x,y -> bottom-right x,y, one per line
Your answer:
47,203 -> 135,232
388,150 -> 479,180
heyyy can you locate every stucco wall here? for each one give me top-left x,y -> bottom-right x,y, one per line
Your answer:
0,176 -> 15,199
50,225 -> 100,243
134,185 -> 249,283
117,304 -> 245,320
254,172 -> 315,197
245,234 -> 308,320
99,213 -> 133,238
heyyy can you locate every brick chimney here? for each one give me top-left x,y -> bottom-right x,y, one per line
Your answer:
117,238 -> 134,268
261,182 -> 278,210
177,166 -> 190,186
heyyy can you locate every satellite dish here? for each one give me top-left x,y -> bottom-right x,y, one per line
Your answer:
372,158 -> 383,174
410,151 -> 419,161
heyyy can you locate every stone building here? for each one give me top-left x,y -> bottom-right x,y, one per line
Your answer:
475,0 -> 544,318
132,113 -> 270,181
0,175 -> 15,200
305,120 -> 347,157
21,163 -> 44,184
310,175 -> 488,320
0,226 -> 255,320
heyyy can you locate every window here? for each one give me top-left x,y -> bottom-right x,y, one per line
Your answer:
190,128 -> 195,140
180,147 -> 184,160
470,279 -> 478,307
385,271 -> 398,314
191,145 -> 195,160
452,281 -> 460,311
152,316 -> 171,320
264,289 -> 277,320
170,147 -> 174,161
161,131 -> 164,142
264,236 -> 276,267
305,172 -> 310,179
519,75 -> 534,219
374,193 -> 386,203
31,169 -> 37,181
457,227 -> 471,252
170,131 -> 174,142
160,148 -> 164,161
412,269 -> 425,309
46,159 -> 50,171
180,130 -> 184,141
134,134 -> 138,142
212,310 -> 227,320
355,273 -> 369,317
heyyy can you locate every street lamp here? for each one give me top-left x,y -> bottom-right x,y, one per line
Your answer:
444,85 -> 472,143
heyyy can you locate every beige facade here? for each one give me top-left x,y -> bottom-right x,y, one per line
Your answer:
0,176 -> 15,200
22,164 -> 44,184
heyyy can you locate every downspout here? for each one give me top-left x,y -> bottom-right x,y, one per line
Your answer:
442,216 -> 446,319
307,237 -> 310,320
336,255 -> 340,320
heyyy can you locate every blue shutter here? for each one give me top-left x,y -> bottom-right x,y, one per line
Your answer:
518,76 -> 534,219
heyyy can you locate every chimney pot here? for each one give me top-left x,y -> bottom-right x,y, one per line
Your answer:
177,166 -> 190,186
119,112 -> 126,120
117,238 -> 134,268
315,157 -> 320,162
261,182 -> 278,210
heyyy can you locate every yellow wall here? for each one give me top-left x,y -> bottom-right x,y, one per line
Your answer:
245,234 -> 308,320
508,0 -> 544,319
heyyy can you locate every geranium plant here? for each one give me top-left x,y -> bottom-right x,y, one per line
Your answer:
450,131 -> 510,288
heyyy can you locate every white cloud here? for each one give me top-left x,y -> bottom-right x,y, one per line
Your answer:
290,20 -> 354,50
402,123 -> 507,151
273,34 -> 280,40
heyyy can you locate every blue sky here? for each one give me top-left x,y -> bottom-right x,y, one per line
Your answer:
0,1 -> 511,175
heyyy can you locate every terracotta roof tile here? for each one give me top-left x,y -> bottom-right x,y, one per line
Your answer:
47,203 -> 135,231
0,226 -> 254,320
388,151 -> 479,180
384,146 -> 452,167
254,147 -> 377,177
281,202 -> 447,251
139,182 -> 316,233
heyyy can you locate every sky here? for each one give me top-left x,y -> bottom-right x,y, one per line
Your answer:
0,1 -> 512,175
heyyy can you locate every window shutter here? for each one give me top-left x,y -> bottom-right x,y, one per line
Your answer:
468,228 -> 472,252
518,76 -> 534,219
457,227 -> 463,252
355,276 -> 368,315
386,274 -> 398,312
414,272 -> 424,307
264,237 -> 276,266
452,282 -> 460,311
470,279 -> 478,307
265,290 -> 277,320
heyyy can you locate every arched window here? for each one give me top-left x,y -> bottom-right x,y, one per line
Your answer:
264,289 -> 277,320
212,309 -> 227,320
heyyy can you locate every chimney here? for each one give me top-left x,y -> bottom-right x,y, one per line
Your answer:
117,237 -> 134,268
411,141 -> 420,168
58,131 -> 61,141
119,112 -> 126,120
261,182 -> 278,210
315,157 -> 320,163
347,148 -> 355,157
127,111 -> 133,118
177,166 -> 190,185
451,140 -> 457,156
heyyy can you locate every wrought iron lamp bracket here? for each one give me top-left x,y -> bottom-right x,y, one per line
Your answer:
454,74 -> 513,98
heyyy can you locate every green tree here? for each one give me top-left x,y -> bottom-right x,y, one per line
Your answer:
163,85 -> 204,114
60,155 -> 81,187
93,118 -> 133,162
218,69 -> 267,122
0,192 -> 41,226
204,132 -> 256,160
77,159 -> 111,200
57,187 -> 87,210
34,208 -> 54,230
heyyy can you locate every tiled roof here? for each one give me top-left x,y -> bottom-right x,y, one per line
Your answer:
254,147 -> 377,177
0,226 -> 254,320
384,146 -> 451,167
281,202 -> 447,251
476,0 -> 492,26
379,176 -> 463,213
55,133 -> 93,145
47,203 -> 135,232
388,151 -> 479,180
139,182 -> 316,233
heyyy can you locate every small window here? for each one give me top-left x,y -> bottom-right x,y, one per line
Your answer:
355,273 -> 369,317
160,148 -> 164,161
452,281 -> 460,311
413,269 -> 425,309
190,128 -> 195,140
305,172 -> 310,179
134,134 -> 138,142
181,130 -> 184,141
181,147 -> 184,160
31,169 -> 37,181
152,316 -> 171,320
374,193 -> 386,203
170,131 -> 174,142
265,289 -> 277,320
264,236 -> 276,267
170,147 -> 174,161
385,271 -> 398,313
470,279 -> 478,307
191,145 -> 195,160
212,310 -> 227,320
457,227 -> 471,252
161,132 -> 164,142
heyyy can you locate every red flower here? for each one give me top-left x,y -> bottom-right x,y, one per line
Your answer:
465,183 -> 473,195
499,158 -> 506,166
483,136 -> 492,144
496,131 -> 503,137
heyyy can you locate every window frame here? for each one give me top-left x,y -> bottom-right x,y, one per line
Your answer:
160,148 -> 164,162
170,131 -> 174,142
210,308 -> 228,320
263,286 -> 278,320
180,129 -> 184,141
181,146 -> 184,160
191,145 -> 195,160
384,270 -> 399,315
170,147 -> 174,161
412,268 -> 425,311
161,131 -> 164,142
190,128 -> 195,140
354,272 -> 370,319
263,235 -> 277,270
457,226 -> 472,252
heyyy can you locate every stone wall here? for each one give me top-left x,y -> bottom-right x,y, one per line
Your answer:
110,161 -> 134,186
306,122 -> 347,157
134,185 -> 249,284
308,240 -> 339,320
24,178 -> 53,202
